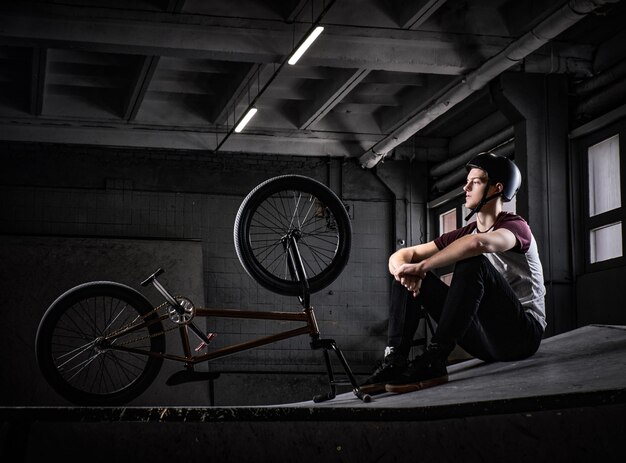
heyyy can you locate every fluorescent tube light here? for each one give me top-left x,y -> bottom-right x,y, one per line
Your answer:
288,26 -> 324,65
234,107 -> 257,133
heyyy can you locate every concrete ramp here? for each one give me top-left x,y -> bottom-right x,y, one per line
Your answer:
2,324 -> 625,462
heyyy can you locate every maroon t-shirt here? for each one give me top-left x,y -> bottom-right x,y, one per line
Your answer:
434,212 -> 532,253
432,211 -> 547,330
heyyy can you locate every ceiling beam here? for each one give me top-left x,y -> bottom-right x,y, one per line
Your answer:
284,0 -> 309,22
165,0 -> 187,14
29,47 -> 47,116
299,68 -> 370,129
123,55 -> 159,121
0,119 -> 376,156
0,6 -> 511,75
377,75 -> 457,133
212,63 -> 268,126
359,0 -> 622,168
397,0 -> 448,30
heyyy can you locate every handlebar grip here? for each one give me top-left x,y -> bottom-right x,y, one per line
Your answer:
140,268 -> 165,287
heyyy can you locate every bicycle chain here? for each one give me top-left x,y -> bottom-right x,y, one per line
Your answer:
111,298 -> 187,346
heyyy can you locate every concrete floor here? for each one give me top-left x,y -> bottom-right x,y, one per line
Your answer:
2,324 -> 626,462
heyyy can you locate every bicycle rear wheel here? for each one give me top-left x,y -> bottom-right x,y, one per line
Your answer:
234,175 -> 351,296
36,281 -> 165,406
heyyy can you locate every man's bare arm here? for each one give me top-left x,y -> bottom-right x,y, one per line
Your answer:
394,228 -> 517,276
388,241 -> 439,274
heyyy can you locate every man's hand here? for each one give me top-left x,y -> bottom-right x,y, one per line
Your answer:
393,262 -> 427,297
400,275 -> 422,297
388,242 -> 438,297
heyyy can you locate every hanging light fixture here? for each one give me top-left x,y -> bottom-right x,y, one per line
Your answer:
288,26 -> 324,65
215,1 -> 336,153
234,107 -> 257,133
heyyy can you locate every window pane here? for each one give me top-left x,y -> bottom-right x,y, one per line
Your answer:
588,134 -> 621,216
440,209 -> 456,235
590,222 -> 623,263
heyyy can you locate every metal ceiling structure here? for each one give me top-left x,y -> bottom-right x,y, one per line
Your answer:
0,0 -> 624,168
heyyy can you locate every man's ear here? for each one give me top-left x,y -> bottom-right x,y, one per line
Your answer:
493,182 -> 504,194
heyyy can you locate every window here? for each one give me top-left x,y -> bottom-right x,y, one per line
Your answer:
585,134 -> 624,266
590,222 -> 622,263
440,208 -> 457,234
438,208 -> 457,285
588,135 -> 621,217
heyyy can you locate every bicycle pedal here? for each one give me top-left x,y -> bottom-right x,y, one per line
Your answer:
194,332 -> 216,352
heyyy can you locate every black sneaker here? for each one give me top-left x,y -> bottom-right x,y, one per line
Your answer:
359,348 -> 407,394
384,345 -> 448,394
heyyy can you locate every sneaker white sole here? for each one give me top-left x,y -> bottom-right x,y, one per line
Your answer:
384,374 -> 449,394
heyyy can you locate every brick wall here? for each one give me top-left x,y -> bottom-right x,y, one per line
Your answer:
1,142 -> 410,381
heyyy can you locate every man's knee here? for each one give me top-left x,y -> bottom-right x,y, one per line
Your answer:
453,255 -> 490,275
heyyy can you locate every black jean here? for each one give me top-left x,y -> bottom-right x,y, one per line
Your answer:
387,255 -> 543,362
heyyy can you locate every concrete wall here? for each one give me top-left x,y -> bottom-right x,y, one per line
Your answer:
5,403 -> 625,463
0,142 -> 425,406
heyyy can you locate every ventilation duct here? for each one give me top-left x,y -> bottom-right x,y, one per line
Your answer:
574,58 -> 626,118
359,0 -> 620,169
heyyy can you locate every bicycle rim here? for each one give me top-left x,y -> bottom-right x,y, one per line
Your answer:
36,282 -> 165,405
234,175 -> 351,296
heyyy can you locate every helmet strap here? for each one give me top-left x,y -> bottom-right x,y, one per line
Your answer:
464,189 -> 502,222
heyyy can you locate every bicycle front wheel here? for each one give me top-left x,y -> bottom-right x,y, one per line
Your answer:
234,175 -> 352,296
36,281 -> 165,406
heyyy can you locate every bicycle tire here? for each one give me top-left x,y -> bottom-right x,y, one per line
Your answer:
36,281 -> 165,406
234,175 -> 351,296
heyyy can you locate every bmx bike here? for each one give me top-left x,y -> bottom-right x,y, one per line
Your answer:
35,174 -> 371,405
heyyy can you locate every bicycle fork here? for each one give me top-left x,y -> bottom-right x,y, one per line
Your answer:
284,234 -> 371,403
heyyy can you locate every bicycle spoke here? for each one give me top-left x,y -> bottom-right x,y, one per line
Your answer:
288,191 -> 302,230
245,190 -> 343,282
234,175 -> 350,297
50,295 -> 152,396
54,339 -> 97,363
65,352 -> 102,383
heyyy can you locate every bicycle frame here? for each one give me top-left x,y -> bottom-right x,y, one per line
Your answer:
100,231 -> 369,403
105,303 -> 321,366
37,175 -> 369,405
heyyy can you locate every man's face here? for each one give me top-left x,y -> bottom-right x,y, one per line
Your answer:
463,168 -> 488,209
